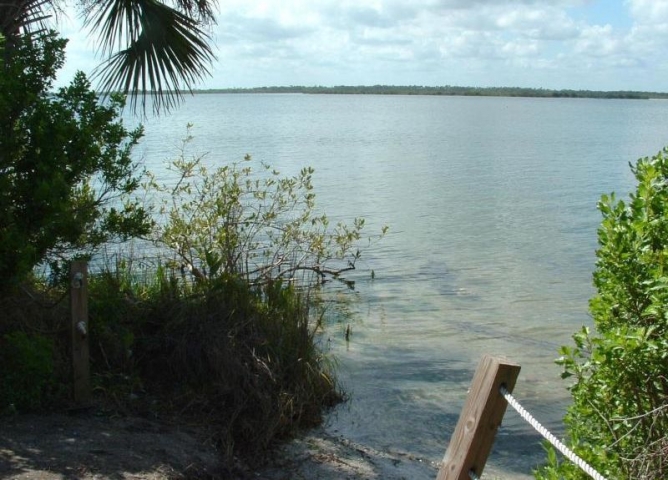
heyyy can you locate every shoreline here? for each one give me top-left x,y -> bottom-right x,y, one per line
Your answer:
257,424 -> 536,480
190,85 -> 668,100
0,411 -> 534,479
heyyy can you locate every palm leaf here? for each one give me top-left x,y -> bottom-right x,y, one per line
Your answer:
0,0 -> 57,38
172,0 -> 217,23
84,0 -> 215,113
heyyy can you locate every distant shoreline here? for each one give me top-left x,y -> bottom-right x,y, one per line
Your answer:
192,85 -> 668,100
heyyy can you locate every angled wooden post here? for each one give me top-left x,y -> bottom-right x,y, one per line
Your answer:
70,261 -> 91,405
437,355 -> 521,480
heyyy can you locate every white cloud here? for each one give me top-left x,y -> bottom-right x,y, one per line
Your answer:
46,1 -> 668,92
623,0 -> 668,62
501,39 -> 540,56
494,7 -> 580,39
627,0 -> 668,24
575,24 -> 622,56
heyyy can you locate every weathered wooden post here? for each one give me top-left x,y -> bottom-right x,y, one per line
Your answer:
437,355 -> 521,480
70,261 -> 91,405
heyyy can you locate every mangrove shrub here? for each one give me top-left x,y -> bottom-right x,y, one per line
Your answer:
149,129 -> 386,287
537,149 -> 668,480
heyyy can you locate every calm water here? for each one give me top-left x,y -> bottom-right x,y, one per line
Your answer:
134,94 -> 668,477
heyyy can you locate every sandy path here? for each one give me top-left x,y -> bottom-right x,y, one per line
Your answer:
0,413 -> 528,479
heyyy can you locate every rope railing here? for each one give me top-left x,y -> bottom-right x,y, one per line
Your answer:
499,385 -> 608,480
437,355 -> 609,480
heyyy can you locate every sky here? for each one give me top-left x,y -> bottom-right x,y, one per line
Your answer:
56,0 -> 668,92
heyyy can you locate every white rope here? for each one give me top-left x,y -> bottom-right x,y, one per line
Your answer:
468,469 -> 480,480
500,385 -> 608,480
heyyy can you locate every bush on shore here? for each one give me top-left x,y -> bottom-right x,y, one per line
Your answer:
92,265 -> 341,457
0,32 -> 383,463
0,261 -> 342,459
536,148 -> 668,480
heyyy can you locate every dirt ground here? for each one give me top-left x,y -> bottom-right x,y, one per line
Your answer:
0,412 -> 226,479
1,409 -> 536,480
0,411 -> 442,480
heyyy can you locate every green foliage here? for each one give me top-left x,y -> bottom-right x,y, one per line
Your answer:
197,85 -> 667,100
87,266 -> 142,376
536,148 -> 668,480
0,331 -> 55,413
77,131 -> 373,455
84,0 -> 216,113
149,127 -> 385,288
0,32 -> 152,291
2,0 -> 216,114
83,263 -> 340,457
0,22 -> 352,466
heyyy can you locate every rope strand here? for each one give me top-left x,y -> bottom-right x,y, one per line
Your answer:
499,385 -> 608,480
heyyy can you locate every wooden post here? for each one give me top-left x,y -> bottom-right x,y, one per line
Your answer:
70,261 -> 91,405
437,355 -> 521,480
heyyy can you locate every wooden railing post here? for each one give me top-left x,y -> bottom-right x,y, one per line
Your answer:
437,355 -> 521,480
70,261 -> 91,405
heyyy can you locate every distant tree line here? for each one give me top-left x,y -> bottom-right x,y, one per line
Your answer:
197,85 -> 668,99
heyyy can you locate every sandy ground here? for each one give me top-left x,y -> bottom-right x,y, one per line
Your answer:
258,429 -> 535,480
0,412 -> 224,479
0,411 -> 528,479
256,428 -> 440,480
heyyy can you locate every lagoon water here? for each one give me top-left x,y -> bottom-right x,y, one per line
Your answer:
135,94 -> 668,477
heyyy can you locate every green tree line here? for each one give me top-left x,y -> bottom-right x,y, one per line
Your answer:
197,84 -> 668,99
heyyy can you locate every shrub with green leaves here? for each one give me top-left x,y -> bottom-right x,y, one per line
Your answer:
79,132 -> 381,457
0,331 -> 55,413
0,32 -> 152,291
536,148 -> 668,480
149,128 -> 386,288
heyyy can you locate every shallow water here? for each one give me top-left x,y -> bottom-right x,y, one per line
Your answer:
135,94 -> 668,477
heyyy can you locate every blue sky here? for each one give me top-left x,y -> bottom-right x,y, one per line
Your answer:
568,1 -> 631,28
57,0 -> 668,92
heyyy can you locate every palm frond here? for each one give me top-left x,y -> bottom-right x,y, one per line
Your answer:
172,0 -> 217,24
0,0 -> 57,38
85,0 -> 215,114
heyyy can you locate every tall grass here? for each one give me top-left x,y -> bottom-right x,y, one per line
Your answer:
87,257 -> 342,458
0,255 -> 342,462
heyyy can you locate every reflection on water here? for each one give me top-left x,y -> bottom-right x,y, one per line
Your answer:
134,94 -> 668,478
